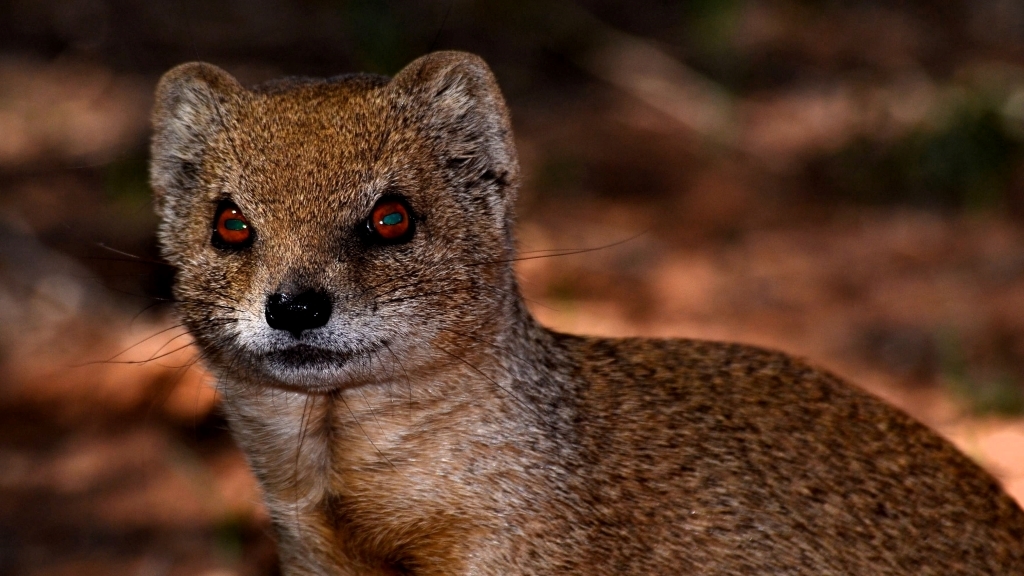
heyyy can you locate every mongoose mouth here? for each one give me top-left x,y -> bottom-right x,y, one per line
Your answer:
252,341 -> 389,391
261,344 -> 363,370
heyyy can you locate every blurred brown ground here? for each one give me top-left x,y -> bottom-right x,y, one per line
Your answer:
4,1 -> 1024,574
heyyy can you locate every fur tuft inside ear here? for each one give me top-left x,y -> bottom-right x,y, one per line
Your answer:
389,52 -> 520,198
149,62 -> 242,220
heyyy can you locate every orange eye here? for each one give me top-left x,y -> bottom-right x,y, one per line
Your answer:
212,202 -> 253,249
369,198 -> 413,242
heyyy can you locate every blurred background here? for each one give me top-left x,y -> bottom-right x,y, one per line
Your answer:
4,0 -> 1024,574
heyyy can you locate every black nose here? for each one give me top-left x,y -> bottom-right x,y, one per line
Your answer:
265,290 -> 332,338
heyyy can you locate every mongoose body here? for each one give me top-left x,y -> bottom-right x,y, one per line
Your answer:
150,52 -> 1024,575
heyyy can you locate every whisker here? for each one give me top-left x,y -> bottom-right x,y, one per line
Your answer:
437,325 -> 532,365
382,342 -> 414,407
358,387 -> 387,436
375,280 -> 524,308
337,392 -> 402,474
369,348 -> 399,412
468,230 -> 651,268
364,269 -> 551,312
144,346 -> 213,421
171,301 -> 247,316
141,340 -> 205,365
95,242 -> 173,266
88,322 -> 190,364
130,300 -> 173,323
354,232 -> 645,302
434,343 -> 541,419
292,392 -> 316,530
77,321 -> 229,367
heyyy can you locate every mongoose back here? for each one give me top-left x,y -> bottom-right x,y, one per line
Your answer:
150,52 -> 1024,575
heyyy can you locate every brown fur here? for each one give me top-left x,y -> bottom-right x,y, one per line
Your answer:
150,52 -> 1024,575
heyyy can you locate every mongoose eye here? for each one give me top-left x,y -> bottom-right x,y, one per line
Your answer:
212,201 -> 254,250
367,197 -> 414,243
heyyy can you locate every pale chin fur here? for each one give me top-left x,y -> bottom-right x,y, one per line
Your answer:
220,306 -> 421,392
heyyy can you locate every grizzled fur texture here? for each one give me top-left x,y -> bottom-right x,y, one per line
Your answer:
150,52 -> 1024,575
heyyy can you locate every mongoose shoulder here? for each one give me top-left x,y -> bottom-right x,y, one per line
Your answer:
150,51 -> 1024,575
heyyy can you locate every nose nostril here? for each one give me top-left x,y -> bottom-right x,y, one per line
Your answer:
265,290 -> 332,338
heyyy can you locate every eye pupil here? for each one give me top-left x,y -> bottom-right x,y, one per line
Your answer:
212,202 -> 253,249
368,198 -> 413,243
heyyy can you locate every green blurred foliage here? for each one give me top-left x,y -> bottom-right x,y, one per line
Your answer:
684,0 -> 742,45
336,0 -> 449,74
103,151 -> 151,206
214,515 -> 248,564
535,152 -> 588,198
812,95 -> 1024,211
940,330 -> 1024,416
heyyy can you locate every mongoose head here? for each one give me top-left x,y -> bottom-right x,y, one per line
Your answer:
150,52 -> 521,392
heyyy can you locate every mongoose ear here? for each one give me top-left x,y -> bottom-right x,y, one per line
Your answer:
150,62 -> 242,218
390,52 -> 520,198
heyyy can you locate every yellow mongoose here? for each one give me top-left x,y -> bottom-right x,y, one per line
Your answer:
150,52 -> 1024,574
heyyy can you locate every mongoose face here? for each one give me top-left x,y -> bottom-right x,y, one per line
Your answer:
150,53 -> 521,392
